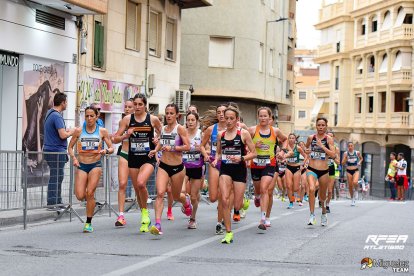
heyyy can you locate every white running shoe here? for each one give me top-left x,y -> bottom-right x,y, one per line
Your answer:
351,199 -> 356,206
321,213 -> 328,226
308,214 -> 316,226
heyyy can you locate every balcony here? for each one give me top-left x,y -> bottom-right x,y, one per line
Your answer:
377,113 -> 386,125
318,80 -> 330,91
175,0 -> 213,9
394,24 -> 414,40
391,68 -> 412,86
378,72 -> 387,84
354,0 -> 383,10
319,1 -> 352,23
318,43 -> 336,57
355,35 -> 366,48
354,75 -> 363,87
31,0 -> 108,14
353,114 -> 362,128
391,113 -> 410,128
365,114 -> 374,128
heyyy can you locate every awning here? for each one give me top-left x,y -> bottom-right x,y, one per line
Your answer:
394,8 -> 406,27
357,60 -> 363,70
311,98 -> 325,121
392,52 -> 402,71
381,12 -> 391,30
379,55 -> 388,73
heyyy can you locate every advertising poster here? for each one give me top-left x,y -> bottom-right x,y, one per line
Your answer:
22,57 -> 64,187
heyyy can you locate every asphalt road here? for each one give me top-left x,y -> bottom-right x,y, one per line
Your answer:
0,198 -> 412,276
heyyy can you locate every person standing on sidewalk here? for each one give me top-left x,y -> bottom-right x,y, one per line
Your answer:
43,92 -> 74,210
396,153 -> 408,201
386,152 -> 398,200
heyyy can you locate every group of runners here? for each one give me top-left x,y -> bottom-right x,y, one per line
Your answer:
68,94 -> 364,243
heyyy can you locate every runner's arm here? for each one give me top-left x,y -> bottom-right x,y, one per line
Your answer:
101,128 -> 114,155
175,125 -> 190,152
242,129 -> 257,161
112,115 -> 129,144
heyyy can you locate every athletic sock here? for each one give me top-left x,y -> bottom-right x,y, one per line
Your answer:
168,206 -> 172,213
156,219 -> 161,224
261,212 -> 266,221
86,217 -> 92,224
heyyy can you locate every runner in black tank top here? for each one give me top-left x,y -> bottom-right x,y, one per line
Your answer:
304,118 -> 336,227
212,107 -> 257,244
115,94 -> 162,233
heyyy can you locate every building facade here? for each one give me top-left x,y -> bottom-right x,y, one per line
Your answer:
315,0 -> 414,197
77,0 -> 211,132
180,0 -> 296,133
0,0 -> 107,152
294,49 -> 318,134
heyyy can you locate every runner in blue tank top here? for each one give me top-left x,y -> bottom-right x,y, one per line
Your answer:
68,106 -> 114,233
342,141 -> 363,206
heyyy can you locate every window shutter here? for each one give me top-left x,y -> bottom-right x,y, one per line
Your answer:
126,1 -> 136,49
94,21 -> 101,67
166,21 -> 174,52
149,11 -> 158,52
98,24 -> 104,67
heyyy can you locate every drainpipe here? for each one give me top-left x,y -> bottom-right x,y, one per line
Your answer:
144,0 -> 150,97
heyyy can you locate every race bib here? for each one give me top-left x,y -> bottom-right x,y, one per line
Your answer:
222,149 -> 241,164
130,137 -> 150,153
160,134 -> 175,147
80,138 -> 100,151
211,141 -> 217,153
183,152 -> 201,163
310,151 -> 326,160
287,157 -> 298,163
253,155 -> 270,166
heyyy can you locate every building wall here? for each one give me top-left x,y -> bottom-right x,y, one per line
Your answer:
180,0 -> 295,128
315,0 -> 414,196
0,0 -> 78,151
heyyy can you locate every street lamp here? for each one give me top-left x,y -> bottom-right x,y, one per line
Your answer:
264,17 -> 288,98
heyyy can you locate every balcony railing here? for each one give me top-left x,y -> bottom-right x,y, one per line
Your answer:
378,72 -> 387,83
354,74 -> 363,86
318,80 -> 330,91
377,114 -> 386,125
391,113 -> 410,128
393,24 -> 413,40
391,68 -> 412,85
319,1 -> 353,22
318,43 -> 336,57
354,0 -> 383,10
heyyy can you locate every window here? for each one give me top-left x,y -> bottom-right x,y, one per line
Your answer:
319,63 -> 330,81
394,91 -> 410,112
93,15 -> 105,68
357,59 -> 363,74
336,41 -> 340,53
367,94 -> 374,113
379,53 -> 388,73
403,13 -> 413,24
379,92 -> 386,113
371,15 -> 378,32
259,43 -> 264,72
299,91 -> 306,100
165,18 -> 176,61
208,36 -> 234,68
356,96 -> 362,113
368,56 -> 375,73
381,11 -> 391,30
269,48 -> 274,75
334,102 -> 338,126
298,110 -> 306,119
149,10 -> 162,57
126,0 -> 141,51
361,19 -> 366,35
335,66 -> 339,90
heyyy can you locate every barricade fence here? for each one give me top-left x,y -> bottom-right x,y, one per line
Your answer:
1,150 -> 412,229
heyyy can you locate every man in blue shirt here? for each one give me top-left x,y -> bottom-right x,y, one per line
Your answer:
43,92 -> 74,209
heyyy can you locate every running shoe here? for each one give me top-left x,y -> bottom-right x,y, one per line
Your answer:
321,213 -> 328,226
140,223 -> 150,233
287,202 -> 294,209
243,197 -> 250,210
141,208 -> 150,225
351,199 -> 356,206
258,222 -> 266,231
167,211 -> 174,221
233,213 -> 241,222
298,201 -> 303,207
265,220 -> 271,227
326,206 -> 330,213
215,223 -> 224,235
181,195 -> 193,217
281,196 -> 286,202
83,223 -> 94,233
304,194 -> 309,202
150,223 -> 163,235
115,215 -> 126,227
307,214 -> 316,226
221,232 -> 234,244
188,219 -> 197,229
254,196 -> 261,207
240,209 -> 246,219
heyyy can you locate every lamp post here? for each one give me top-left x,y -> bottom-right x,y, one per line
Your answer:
264,17 -> 288,101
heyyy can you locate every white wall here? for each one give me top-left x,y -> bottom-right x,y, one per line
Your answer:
0,65 -> 18,151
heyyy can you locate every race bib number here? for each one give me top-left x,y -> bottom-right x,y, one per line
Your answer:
287,157 -> 298,163
253,155 -> 270,166
348,157 -> 357,163
222,149 -> 241,164
130,137 -> 150,153
160,134 -> 175,147
80,138 -> 100,151
310,151 -> 326,160
211,141 -> 217,153
183,152 -> 201,163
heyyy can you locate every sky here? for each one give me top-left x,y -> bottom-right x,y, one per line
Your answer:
296,0 -> 323,50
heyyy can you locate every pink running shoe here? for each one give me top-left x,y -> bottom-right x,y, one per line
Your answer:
167,211 -> 174,221
181,195 -> 193,217
115,215 -> 126,227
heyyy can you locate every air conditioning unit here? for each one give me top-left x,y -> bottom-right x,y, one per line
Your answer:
175,90 -> 191,113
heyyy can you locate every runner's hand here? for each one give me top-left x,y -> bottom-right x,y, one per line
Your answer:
148,150 -> 157,158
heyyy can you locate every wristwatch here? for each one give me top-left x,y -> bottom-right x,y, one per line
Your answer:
241,156 -> 245,162
105,149 -> 109,155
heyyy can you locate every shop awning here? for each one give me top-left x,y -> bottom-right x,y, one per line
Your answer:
311,98 -> 325,121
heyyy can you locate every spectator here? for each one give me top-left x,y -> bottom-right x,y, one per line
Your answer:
43,92 -> 74,210
396,153 -> 408,201
385,152 -> 398,200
